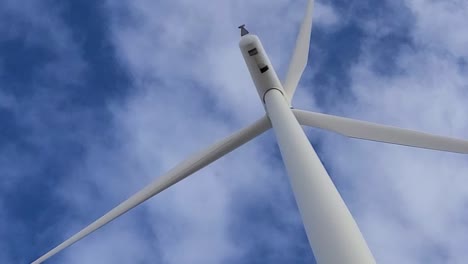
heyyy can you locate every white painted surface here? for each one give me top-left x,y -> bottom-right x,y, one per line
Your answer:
283,0 -> 315,102
293,109 -> 468,154
264,89 -> 375,264
238,34 -> 285,101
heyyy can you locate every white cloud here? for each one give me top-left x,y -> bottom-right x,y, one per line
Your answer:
0,2 -> 96,263
24,0 -> 468,263
0,0 -> 87,192
0,0 -> 86,85
313,2 -> 340,29
316,0 -> 468,263
407,0 -> 468,57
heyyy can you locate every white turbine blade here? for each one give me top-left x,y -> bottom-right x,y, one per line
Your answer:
265,90 -> 375,263
283,0 -> 314,103
293,109 -> 468,154
32,116 -> 271,264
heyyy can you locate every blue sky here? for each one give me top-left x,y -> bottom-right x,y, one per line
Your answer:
2,0 -> 468,263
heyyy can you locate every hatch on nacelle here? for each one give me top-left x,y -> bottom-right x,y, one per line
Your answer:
247,47 -> 269,73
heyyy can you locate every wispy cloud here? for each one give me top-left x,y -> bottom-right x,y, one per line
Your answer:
3,0 -> 468,263
315,0 -> 468,263
0,1 -> 108,263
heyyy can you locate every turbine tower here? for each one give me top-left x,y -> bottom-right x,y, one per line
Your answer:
32,1 -> 468,263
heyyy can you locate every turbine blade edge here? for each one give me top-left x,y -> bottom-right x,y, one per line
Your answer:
283,0 -> 314,102
32,116 -> 271,264
293,109 -> 468,154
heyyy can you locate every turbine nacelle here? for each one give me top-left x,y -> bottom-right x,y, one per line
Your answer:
238,27 -> 285,103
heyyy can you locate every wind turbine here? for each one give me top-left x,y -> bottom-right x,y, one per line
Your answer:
32,1 -> 468,263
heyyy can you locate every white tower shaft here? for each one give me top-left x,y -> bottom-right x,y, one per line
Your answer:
238,30 -> 375,263
264,89 -> 375,264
